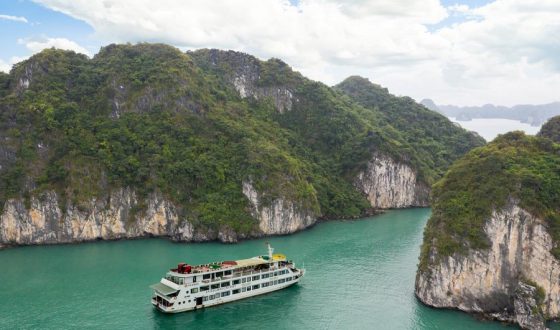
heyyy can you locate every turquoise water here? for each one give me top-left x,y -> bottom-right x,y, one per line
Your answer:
0,209 -> 535,329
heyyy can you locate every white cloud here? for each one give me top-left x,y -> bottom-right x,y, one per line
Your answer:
0,59 -> 10,73
0,37 -> 90,73
30,0 -> 560,106
0,56 -> 27,73
0,14 -> 28,23
18,37 -> 91,56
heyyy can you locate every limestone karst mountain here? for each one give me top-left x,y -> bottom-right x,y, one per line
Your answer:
0,43 -> 483,247
416,117 -> 560,329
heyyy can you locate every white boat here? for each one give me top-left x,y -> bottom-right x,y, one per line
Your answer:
150,244 -> 305,313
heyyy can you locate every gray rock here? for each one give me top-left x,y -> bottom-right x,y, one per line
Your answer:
514,281 -> 547,330
355,153 -> 429,208
416,203 -> 560,328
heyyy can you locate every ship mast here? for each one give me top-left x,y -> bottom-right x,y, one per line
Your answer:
267,242 -> 274,260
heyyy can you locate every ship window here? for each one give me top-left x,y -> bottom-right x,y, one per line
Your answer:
262,282 -> 268,288
216,272 -> 223,278
274,281 -> 277,285
192,276 -> 197,283
233,279 -> 240,285
252,275 -> 260,281
221,281 -> 230,287
178,278 -> 184,285
203,296 -> 208,302
232,289 -> 240,295
221,291 -> 230,297
211,284 -> 219,289
191,288 -> 199,294
203,274 -> 211,280
242,287 -> 246,292
242,278 -> 246,283
200,286 -> 209,291
246,287 -> 251,291
262,274 -> 269,279
252,285 -> 260,290
274,272 -> 278,276
279,279 -> 285,283
247,277 -> 252,282
224,270 -> 232,275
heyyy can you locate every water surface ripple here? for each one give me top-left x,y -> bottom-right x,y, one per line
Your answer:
1,208 -> 547,329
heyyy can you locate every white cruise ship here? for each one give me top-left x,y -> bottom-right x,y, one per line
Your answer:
150,244 -> 305,313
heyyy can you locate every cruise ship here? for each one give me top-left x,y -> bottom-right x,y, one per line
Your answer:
150,244 -> 305,313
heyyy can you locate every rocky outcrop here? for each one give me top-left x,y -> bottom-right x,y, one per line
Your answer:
198,49 -> 294,113
514,282 -> 547,330
242,181 -> 316,235
355,153 -> 429,209
1,181 -> 321,247
0,188 -> 241,246
415,203 -> 559,329
14,60 -> 40,93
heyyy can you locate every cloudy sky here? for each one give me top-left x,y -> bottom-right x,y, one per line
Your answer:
0,0 -> 558,106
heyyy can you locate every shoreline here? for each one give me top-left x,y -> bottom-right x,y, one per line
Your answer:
0,206 -> 427,251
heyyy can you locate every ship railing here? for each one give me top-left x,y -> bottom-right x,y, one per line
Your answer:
183,267 -> 289,287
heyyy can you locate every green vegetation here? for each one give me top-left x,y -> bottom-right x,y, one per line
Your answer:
335,76 -> 485,184
522,278 -> 546,316
0,43 -> 482,233
420,129 -> 560,269
538,115 -> 560,143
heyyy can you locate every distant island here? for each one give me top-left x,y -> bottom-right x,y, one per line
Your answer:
421,99 -> 560,127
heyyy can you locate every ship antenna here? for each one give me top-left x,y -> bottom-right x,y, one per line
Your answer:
266,242 -> 273,261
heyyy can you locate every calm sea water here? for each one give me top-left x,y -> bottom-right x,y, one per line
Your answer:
1,208 -> 551,329
449,117 -> 541,141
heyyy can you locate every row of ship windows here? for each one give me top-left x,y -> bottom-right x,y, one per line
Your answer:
203,277 -> 295,300
189,269 -> 291,294
177,277 -> 296,306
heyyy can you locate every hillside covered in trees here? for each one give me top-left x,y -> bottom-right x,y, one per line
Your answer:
0,43 -> 484,239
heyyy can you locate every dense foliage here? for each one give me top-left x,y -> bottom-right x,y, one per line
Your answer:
0,44 -> 482,234
419,130 -> 560,268
335,76 -> 485,183
537,115 -> 560,143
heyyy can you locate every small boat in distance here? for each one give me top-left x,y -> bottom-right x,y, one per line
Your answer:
150,244 -> 305,313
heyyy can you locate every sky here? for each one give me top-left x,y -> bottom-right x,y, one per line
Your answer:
0,0 -> 559,106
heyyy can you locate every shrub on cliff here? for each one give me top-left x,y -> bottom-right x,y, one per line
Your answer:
419,130 -> 560,268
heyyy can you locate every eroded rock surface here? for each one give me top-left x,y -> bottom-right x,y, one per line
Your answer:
355,153 -> 429,209
416,203 -> 558,329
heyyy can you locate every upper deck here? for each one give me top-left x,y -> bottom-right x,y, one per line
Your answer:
164,253 -> 290,286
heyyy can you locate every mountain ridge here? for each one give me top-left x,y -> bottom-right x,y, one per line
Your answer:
0,43 -> 483,246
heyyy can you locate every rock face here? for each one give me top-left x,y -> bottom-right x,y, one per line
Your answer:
242,181 -> 316,235
355,153 -> 429,208
198,49 -> 294,113
0,188 -> 238,246
514,282 -> 547,330
415,203 -> 559,329
1,156 -> 429,248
